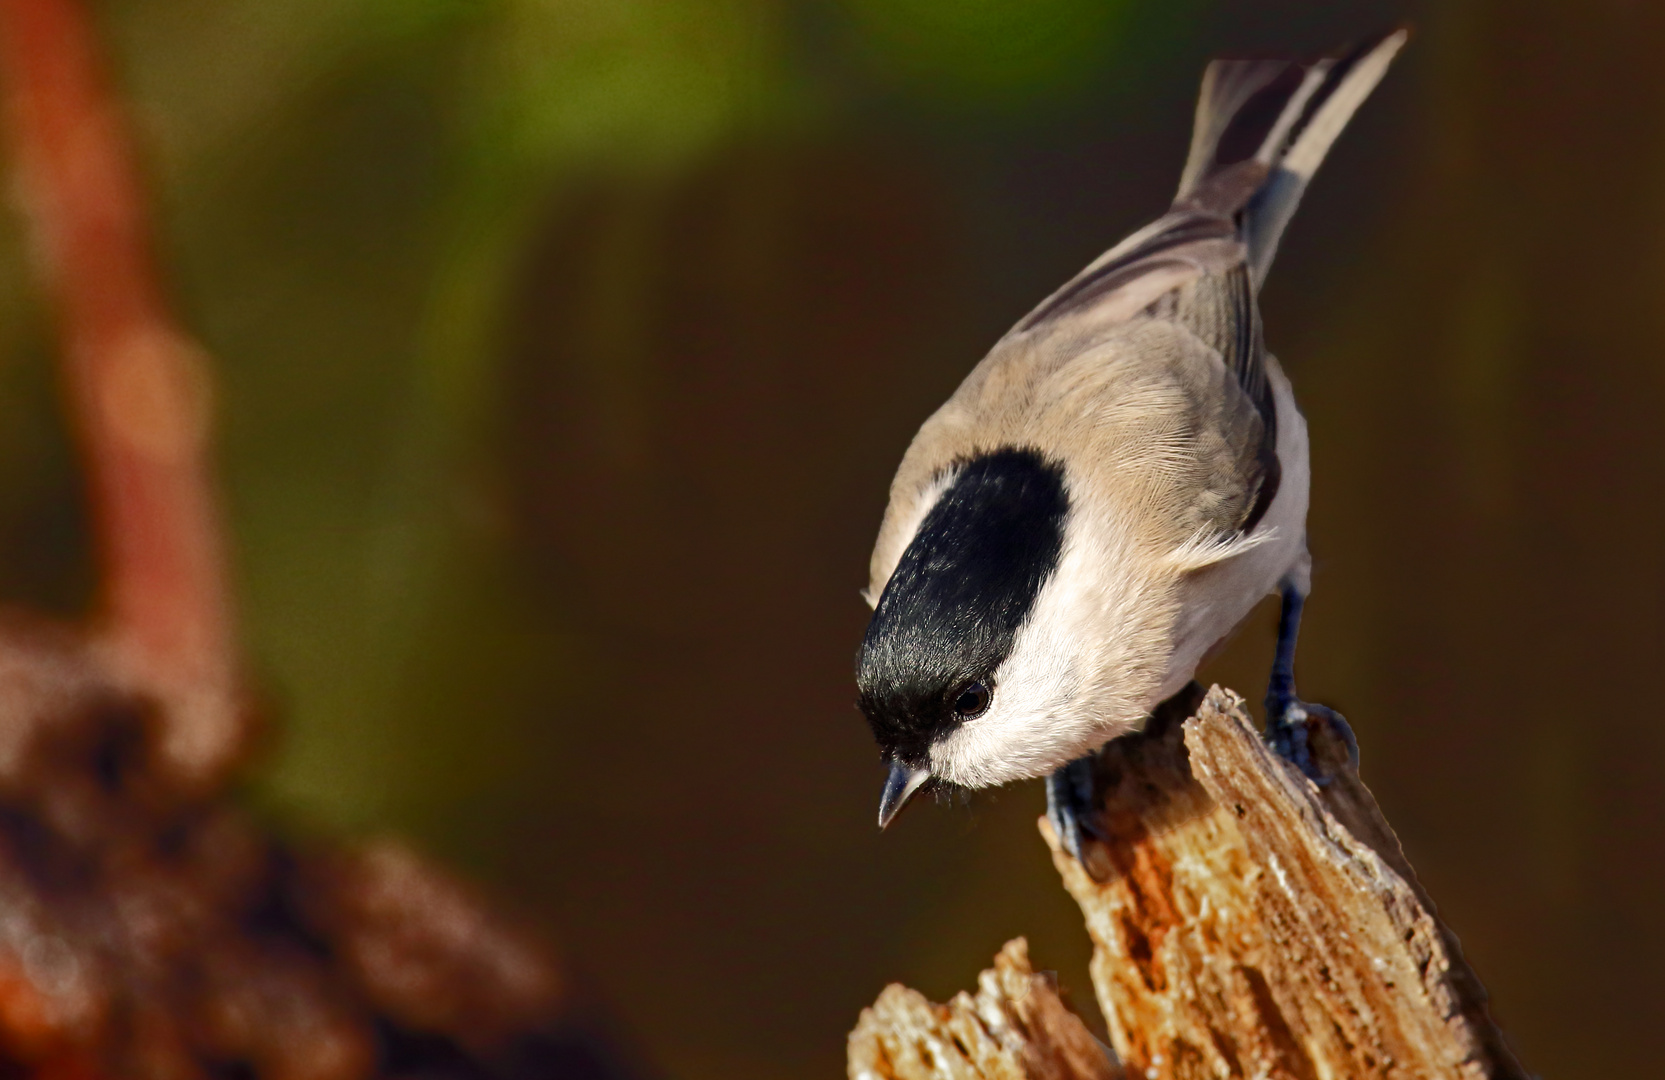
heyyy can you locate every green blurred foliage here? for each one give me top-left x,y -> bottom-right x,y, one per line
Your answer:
88,0 -> 794,829
841,0 -> 1129,101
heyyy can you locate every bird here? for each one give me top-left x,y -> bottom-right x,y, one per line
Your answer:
854,30 -> 1407,860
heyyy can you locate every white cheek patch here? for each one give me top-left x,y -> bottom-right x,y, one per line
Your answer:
929,599 -> 1089,786
927,534 -> 1103,787
926,498 -> 1175,789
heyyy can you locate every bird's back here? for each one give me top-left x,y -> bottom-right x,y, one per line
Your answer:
866,30 -> 1408,605
868,315 -> 1264,592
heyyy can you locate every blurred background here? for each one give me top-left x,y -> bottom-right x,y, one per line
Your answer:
0,0 -> 1657,1075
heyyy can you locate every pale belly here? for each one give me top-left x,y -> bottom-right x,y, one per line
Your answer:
1154,360 -> 1311,705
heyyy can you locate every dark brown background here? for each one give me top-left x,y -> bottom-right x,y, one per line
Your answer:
0,0 -> 1656,1076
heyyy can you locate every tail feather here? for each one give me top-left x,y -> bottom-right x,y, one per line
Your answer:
1178,29 -> 1409,289
1176,59 -> 1300,197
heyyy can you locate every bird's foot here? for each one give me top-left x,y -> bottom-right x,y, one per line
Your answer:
1265,695 -> 1358,785
1045,754 -> 1102,865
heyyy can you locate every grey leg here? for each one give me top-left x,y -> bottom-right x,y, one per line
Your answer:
1264,581 -> 1357,782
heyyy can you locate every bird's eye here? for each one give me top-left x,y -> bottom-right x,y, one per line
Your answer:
952,680 -> 992,719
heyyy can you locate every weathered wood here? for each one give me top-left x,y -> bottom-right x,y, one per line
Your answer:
849,938 -> 1121,1080
849,686 -> 1529,1080
1046,685 -> 1527,1080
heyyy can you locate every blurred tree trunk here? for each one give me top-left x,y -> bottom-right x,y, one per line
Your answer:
849,686 -> 1528,1080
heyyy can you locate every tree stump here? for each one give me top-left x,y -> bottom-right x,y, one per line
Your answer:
849,686 -> 1529,1080
848,938 -> 1121,1080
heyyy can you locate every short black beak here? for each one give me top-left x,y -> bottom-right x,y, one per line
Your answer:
877,761 -> 930,829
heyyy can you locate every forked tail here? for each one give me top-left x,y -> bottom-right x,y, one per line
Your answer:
1177,29 -> 1408,289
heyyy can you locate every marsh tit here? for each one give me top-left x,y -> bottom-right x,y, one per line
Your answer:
856,31 -> 1407,857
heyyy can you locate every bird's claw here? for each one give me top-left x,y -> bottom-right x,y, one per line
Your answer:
1045,754 -> 1101,863
1266,697 -> 1357,785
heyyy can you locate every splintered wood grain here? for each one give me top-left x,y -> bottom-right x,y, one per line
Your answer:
1045,686 -> 1527,1080
848,939 -> 1121,1080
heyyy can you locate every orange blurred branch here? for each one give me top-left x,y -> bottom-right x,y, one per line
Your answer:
0,8 -> 640,1077
0,0 -> 242,784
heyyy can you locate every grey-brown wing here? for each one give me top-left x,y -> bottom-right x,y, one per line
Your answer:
1014,208 -> 1243,334
1150,259 -> 1280,534
1016,210 -> 1280,537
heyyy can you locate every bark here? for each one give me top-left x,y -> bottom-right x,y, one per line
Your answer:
849,686 -> 1529,1080
848,938 -> 1121,1080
